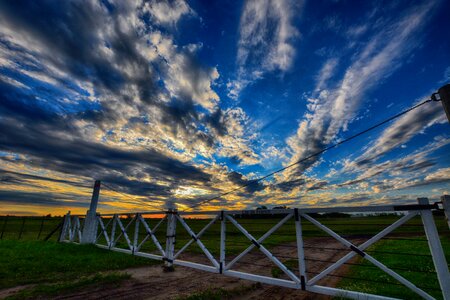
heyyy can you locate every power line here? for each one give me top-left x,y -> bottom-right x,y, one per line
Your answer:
188,97 -> 439,210
101,182 -> 162,211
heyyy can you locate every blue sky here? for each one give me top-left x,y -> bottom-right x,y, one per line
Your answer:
0,0 -> 449,215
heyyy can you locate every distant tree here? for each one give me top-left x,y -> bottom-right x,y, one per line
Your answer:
46,213 -> 52,218
273,205 -> 288,210
256,205 -> 267,210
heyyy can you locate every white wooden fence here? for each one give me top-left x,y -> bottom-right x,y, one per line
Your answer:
60,198 -> 450,300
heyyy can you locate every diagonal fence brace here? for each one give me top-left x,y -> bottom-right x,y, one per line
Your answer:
174,215 -> 219,260
96,216 -> 111,245
176,214 -> 220,268
225,213 -> 294,270
136,215 -> 166,256
226,215 -> 300,284
303,212 -> 434,299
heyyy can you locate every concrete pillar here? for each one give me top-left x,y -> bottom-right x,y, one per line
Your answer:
81,180 -> 101,244
441,195 -> 450,230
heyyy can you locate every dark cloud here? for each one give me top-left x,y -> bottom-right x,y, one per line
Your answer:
227,171 -> 264,193
398,160 -> 436,173
0,82 -> 211,199
206,109 -> 228,136
306,180 -> 328,191
274,178 -> 306,192
0,1 -> 155,102
0,0 -> 232,209
0,190 -> 87,207
0,169 -> 89,188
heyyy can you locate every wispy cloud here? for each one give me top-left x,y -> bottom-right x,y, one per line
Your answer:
284,1 -> 439,180
346,99 -> 446,170
228,0 -> 302,99
143,0 -> 194,27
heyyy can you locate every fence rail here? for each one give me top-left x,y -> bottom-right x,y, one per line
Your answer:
60,199 -> 450,300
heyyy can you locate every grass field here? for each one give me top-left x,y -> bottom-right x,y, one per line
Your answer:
0,216 -> 63,241
0,240 -> 156,289
1,213 -> 449,299
91,213 -> 449,257
337,238 -> 450,300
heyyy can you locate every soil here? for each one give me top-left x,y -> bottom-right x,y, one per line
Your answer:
48,237 -> 364,300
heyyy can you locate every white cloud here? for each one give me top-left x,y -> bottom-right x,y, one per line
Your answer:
229,0 -> 302,99
149,32 -> 220,111
347,99 -> 446,168
143,0 -> 193,26
284,1 -> 437,179
335,137 -> 450,193
315,58 -> 339,92
213,108 -> 260,165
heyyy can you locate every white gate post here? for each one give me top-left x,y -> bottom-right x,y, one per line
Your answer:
441,195 -> 450,230
294,208 -> 307,290
418,198 -> 450,299
59,211 -> 71,242
220,211 -> 226,274
81,180 -> 101,244
164,209 -> 177,271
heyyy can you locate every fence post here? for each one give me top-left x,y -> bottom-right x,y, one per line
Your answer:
441,195 -> 450,230
81,180 -> 101,244
0,215 -> 8,239
133,213 -> 140,254
164,209 -> 177,271
219,211 -> 226,274
37,217 -> 45,239
294,208 -> 307,290
418,198 -> 450,299
18,217 -> 26,239
59,212 -> 70,242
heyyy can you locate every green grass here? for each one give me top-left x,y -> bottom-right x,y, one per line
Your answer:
1,214 -> 449,299
96,214 -> 449,257
0,240 -> 156,289
0,217 -> 63,241
337,237 -> 450,300
7,273 -> 131,300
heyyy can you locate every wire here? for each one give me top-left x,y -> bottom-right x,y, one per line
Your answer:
187,98 -> 434,210
102,182 -> 162,211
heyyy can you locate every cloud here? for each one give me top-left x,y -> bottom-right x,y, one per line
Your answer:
315,58 -> 339,92
284,1 -> 438,180
0,169 -> 89,188
0,0 -> 266,211
0,79 -> 212,203
348,99 -> 446,168
150,32 -> 220,111
144,0 -> 194,26
227,171 -> 264,193
336,137 -> 450,192
207,107 -> 260,165
371,167 -> 450,193
228,0 -> 302,99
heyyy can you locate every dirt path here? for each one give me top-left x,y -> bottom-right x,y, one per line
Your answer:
48,237 -> 362,300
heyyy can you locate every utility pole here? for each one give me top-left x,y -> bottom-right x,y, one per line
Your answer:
437,84 -> 450,123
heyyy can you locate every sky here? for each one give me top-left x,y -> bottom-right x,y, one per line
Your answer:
0,0 -> 449,216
